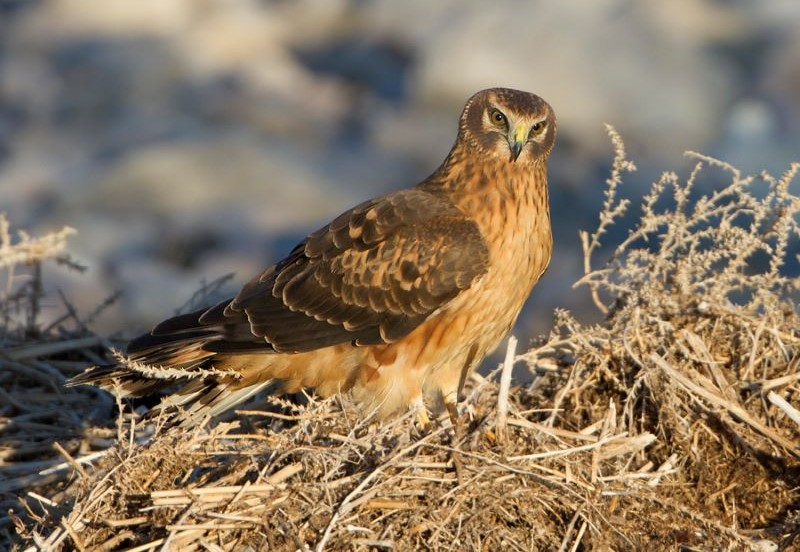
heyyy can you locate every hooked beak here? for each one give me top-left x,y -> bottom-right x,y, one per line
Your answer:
509,125 -> 526,161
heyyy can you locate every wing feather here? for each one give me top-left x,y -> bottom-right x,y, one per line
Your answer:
145,188 -> 490,355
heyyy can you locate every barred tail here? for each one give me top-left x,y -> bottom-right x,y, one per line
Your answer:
67,306 -> 278,425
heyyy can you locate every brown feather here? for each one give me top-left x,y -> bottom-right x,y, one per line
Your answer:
68,87 -> 556,424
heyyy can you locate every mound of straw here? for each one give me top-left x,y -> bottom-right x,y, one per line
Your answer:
2,129 -> 799,551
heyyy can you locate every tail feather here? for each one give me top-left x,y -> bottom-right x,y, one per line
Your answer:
148,377 -> 275,426
66,347 -> 219,398
68,303 -> 279,425
68,350 -> 270,425
67,364 -> 178,397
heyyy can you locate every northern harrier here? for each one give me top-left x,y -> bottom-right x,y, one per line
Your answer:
70,88 -> 556,426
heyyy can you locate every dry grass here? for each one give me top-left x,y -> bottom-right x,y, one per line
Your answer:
2,130 -> 800,551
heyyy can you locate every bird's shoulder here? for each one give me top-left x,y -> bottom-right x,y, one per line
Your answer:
302,186 -> 486,258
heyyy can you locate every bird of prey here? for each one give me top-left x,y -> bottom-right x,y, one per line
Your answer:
69,88 -> 556,427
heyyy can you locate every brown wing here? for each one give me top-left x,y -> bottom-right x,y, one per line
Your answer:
185,188 -> 489,354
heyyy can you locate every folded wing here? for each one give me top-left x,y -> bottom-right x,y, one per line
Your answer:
181,188 -> 490,354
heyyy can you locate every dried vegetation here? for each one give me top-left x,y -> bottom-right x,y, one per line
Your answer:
2,130 -> 799,550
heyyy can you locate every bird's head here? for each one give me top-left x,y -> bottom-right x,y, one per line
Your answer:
457,88 -> 556,165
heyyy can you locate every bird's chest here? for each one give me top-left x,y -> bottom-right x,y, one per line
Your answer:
477,181 -> 550,281
452,183 -> 552,350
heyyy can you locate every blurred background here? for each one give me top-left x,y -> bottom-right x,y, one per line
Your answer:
1,0 -> 799,346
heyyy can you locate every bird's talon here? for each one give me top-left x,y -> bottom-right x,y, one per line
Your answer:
412,402 -> 432,435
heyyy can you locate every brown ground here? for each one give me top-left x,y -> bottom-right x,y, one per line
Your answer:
2,132 -> 799,551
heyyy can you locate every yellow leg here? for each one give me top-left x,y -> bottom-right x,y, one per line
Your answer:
412,396 -> 431,432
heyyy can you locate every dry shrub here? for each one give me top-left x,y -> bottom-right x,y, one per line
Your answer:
0,214 -> 119,548
532,126 -> 800,545
3,130 -> 800,551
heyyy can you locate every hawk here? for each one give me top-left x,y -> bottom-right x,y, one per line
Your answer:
70,88 -> 556,426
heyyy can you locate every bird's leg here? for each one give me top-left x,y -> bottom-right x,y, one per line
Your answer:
445,397 -> 460,429
411,396 -> 431,434
443,393 -> 466,485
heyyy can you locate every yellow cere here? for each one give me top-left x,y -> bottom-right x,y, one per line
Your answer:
514,125 -> 527,144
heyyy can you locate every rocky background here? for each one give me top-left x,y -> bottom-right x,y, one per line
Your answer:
1,0 -> 799,342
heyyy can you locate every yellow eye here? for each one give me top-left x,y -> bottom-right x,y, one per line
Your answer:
529,120 -> 547,137
488,108 -> 507,128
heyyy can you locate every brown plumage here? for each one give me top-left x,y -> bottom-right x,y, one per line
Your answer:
69,88 -> 556,425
